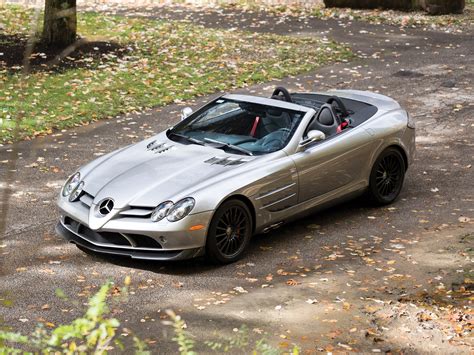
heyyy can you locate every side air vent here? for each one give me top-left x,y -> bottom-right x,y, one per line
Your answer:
146,140 -> 174,154
204,157 -> 250,166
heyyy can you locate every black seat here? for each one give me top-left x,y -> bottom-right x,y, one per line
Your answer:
257,109 -> 291,137
306,104 -> 339,137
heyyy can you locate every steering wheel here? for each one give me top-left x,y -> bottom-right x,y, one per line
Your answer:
271,87 -> 293,103
326,96 -> 349,119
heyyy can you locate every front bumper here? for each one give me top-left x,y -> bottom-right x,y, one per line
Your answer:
56,198 -> 213,260
56,221 -> 204,260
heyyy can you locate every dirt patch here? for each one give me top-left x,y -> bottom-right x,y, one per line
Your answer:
181,225 -> 474,353
0,34 -> 127,73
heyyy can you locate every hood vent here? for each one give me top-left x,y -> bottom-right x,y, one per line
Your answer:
146,140 -> 174,154
204,156 -> 250,166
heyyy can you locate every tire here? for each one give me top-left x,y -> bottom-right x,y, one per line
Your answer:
368,147 -> 406,205
205,199 -> 253,264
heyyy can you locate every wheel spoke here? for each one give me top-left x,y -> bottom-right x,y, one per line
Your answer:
235,216 -> 246,227
216,237 -> 228,247
229,208 -> 236,224
233,208 -> 240,223
224,211 -> 232,225
226,239 -> 234,254
230,239 -> 237,254
235,210 -> 244,227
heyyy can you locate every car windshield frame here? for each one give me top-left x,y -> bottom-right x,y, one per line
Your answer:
167,98 -> 306,156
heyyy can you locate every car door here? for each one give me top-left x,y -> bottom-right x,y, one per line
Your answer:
291,126 -> 374,203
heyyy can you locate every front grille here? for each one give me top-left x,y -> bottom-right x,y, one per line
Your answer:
76,190 -> 153,220
119,206 -> 154,218
63,217 -> 162,249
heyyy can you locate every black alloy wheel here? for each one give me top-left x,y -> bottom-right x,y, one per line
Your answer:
368,148 -> 406,205
206,200 -> 252,264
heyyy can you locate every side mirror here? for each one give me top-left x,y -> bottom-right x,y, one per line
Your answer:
299,130 -> 325,148
180,107 -> 193,121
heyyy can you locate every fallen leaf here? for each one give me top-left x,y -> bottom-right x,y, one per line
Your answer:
286,279 -> 298,286
233,286 -> 248,294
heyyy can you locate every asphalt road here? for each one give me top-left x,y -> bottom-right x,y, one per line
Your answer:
0,8 -> 473,353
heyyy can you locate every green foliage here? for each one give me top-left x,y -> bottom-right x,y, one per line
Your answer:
0,280 -> 298,354
163,310 -> 196,355
0,5 -> 353,143
0,282 -> 147,354
204,325 -> 250,352
165,312 -> 299,354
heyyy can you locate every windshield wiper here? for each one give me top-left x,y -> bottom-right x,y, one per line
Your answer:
168,131 -> 205,146
204,138 -> 253,156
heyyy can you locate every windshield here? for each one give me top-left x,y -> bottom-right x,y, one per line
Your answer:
168,98 -> 305,155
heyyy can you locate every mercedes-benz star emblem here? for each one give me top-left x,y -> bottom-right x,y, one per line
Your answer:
98,199 -> 114,216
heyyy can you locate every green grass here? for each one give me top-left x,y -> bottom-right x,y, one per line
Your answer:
0,5 -> 353,143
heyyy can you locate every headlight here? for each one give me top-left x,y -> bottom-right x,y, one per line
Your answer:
69,181 -> 84,202
62,172 -> 81,197
166,198 -> 195,222
151,201 -> 174,222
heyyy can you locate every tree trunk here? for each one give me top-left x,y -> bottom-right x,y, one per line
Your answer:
42,0 -> 77,48
424,0 -> 465,14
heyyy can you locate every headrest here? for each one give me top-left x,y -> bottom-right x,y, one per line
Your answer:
271,95 -> 286,101
267,108 -> 284,117
318,107 -> 334,126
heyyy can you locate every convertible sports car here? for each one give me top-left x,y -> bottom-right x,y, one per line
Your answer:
56,87 -> 415,263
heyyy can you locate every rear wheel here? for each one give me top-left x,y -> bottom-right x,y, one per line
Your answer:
368,148 -> 406,205
206,200 -> 252,264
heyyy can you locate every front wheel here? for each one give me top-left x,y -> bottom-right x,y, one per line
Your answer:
206,200 -> 253,264
368,147 -> 406,205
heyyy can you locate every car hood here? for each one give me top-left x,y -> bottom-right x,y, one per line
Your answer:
82,137 -> 254,208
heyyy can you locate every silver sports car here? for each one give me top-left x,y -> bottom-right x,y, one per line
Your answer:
56,87 -> 415,263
